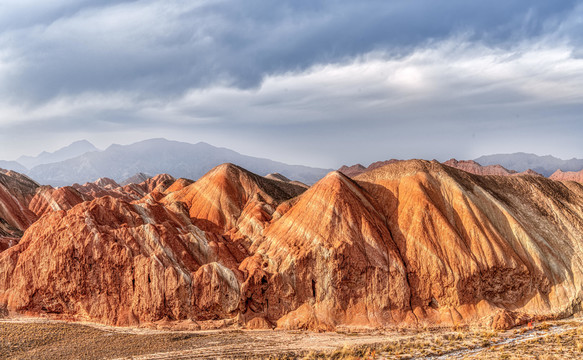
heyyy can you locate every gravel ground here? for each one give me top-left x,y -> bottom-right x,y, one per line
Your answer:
1,317 -> 583,359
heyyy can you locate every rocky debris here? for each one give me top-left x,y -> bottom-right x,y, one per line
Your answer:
491,310 -> 530,330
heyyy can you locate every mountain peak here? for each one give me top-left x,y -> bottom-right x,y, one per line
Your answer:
17,140 -> 100,169
26,139 -> 330,187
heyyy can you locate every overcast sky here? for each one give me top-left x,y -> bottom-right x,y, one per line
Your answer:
0,0 -> 582,167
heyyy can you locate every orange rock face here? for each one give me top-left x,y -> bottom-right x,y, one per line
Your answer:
1,162 -> 583,331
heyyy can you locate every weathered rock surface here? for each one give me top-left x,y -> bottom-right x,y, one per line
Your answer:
1,161 -> 583,331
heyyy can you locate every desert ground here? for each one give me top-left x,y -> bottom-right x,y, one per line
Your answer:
1,316 -> 583,359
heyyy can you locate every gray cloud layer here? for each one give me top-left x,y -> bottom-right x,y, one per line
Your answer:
0,0 -> 582,166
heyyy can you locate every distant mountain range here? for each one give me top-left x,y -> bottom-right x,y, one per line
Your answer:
21,138 -> 331,186
475,153 -> 583,177
0,160 -> 27,174
16,140 -> 99,169
2,141 -> 582,187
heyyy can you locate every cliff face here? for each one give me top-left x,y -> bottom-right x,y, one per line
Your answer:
1,162 -> 583,330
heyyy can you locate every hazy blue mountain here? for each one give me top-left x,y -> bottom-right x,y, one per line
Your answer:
0,160 -> 27,173
27,138 -> 332,186
121,173 -> 152,186
475,153 -> 583,177
17,140 -> 99,169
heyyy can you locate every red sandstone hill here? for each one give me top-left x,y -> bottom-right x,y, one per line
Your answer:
338,160 -> 401,177
550,169 -> 583,183
0,170 -> 39,239
28,186 -> 88,217
341,159 -> 543,178
1,162 -> 583,331
443,159 -> 543,177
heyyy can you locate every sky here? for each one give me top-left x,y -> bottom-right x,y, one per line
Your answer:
0,0 -> 582,168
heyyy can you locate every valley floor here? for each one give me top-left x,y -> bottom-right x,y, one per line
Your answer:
0,317 -> 582,359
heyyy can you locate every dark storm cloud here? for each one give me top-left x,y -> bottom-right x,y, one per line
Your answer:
0,0 -> 579,102
1,0 -> 582,164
